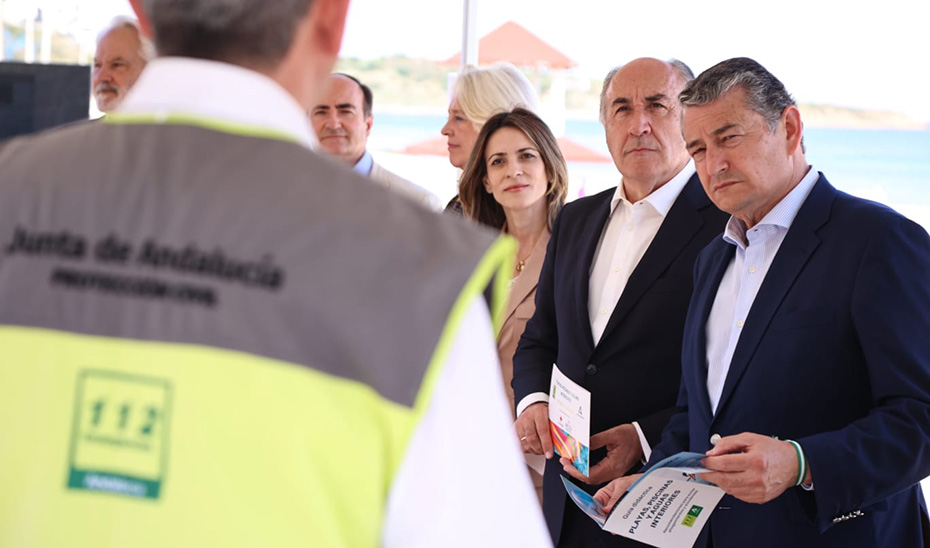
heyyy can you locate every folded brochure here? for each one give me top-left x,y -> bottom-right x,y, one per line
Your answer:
562,452 -> 724,548
549,364 -> 590,476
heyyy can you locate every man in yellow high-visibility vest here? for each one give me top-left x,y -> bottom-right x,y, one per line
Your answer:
0,1 -> 550,546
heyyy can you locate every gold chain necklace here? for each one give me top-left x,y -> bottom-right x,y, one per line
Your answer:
515,248 -> 533,273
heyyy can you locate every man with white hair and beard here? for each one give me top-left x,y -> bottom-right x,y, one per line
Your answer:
92,17 -> 153,112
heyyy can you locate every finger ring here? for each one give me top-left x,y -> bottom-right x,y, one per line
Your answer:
520,436 -> 528,441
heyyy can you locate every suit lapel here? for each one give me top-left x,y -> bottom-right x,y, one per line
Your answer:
501,231 -> 550,326
687,240 -> 735,420
598,175 -> 709,345
714,176 -> 834,416
574,193 -> 613,352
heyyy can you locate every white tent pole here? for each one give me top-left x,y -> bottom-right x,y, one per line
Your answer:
461,0 -> 478,67
24,2 -> 36,62
39,5 -> 52,63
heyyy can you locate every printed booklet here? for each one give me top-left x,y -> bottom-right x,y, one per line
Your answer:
562,452 -> 724,548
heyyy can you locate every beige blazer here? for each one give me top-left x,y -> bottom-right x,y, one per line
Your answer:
497,230 -> 551,416
369,160 -> 442,211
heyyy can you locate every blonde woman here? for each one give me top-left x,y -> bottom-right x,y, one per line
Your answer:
441,64 -> 539,214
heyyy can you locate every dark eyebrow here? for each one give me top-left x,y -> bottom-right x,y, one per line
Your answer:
311,105 -> 330,112
488,147 -> 538,158
685,123 -> 739,150
685,137 -> 702,150
336,103 -> 356,110
713,123 -> 739,137
612,94 -> 671,108
645,93 -> 671,103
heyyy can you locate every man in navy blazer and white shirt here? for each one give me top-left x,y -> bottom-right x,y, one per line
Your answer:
596,57 -> 930,547
512,58 -> 728,547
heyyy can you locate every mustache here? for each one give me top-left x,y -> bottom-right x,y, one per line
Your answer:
94,82 -> 119,95
320,129 -> 348,138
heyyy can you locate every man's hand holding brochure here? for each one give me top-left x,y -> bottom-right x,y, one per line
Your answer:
563,452 -> 725,548
546,362 -> 723,548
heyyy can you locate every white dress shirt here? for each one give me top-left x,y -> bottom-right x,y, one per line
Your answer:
517,163 -> 695,461
705,167 -> 819,414
588,162 -> 695,344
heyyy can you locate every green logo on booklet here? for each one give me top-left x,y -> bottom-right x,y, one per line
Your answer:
66,369 -> 173,500
681,505 -> 704,527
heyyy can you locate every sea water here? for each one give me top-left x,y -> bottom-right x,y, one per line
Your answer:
369,114 -> 930,230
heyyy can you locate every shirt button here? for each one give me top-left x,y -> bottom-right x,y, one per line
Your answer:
749,266 -> 757,274
586,364 -> 598,376
600,308 -> 609,315
625,224 -> 633,232
736,319 -> 744,328
710,433 -> 722,446
614,266 -> 621,273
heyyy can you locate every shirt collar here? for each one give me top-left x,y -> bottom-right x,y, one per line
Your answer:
609,161 -> 695,217
353,149 -> 374,176
118,57 -> 318,149
723,165 -> 820,247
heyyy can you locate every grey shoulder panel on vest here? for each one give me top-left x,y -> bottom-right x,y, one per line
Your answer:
0,122 -> 499,407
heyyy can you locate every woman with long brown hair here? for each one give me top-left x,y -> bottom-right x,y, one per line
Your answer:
459,108 -> 568,500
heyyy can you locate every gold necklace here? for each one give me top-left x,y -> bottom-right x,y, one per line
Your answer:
515,249 -> 532,273
506,220 -> 542,275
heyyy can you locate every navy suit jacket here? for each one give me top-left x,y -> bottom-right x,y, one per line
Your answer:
650,175 -> 930,547
512,173 -> 728,545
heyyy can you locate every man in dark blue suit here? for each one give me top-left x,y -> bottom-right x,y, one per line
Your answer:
512,58 -> 728,547
597,57 -> 930,547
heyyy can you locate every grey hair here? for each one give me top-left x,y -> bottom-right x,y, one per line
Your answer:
451,63 -> 539,131
679,57 -> 796,131
97,16 -> 155,62
598,58 -> 694,125
138,0 -> 313,69
597,66 -> 621,126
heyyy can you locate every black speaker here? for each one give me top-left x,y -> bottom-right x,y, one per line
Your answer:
0,62 -> 91,139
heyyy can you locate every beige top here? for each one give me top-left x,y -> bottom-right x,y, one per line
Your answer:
497,230 -> 551,415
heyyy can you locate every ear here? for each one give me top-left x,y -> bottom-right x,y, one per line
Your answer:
128,0 -> 155,39
365,115 -> 373,138
782,105 -> 803,155
275,0 -> 350,109
306,0 -> 350,59
483,176 -> 492,194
